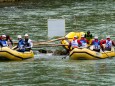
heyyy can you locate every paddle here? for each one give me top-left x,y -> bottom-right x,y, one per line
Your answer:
33,43 -> 69,47
33,37 -> 72,45
13,37 -> 70,48
102,50 -> 110,57
100,47 -> 111,58
45,37 -> 68,43
12,45 -> 18,50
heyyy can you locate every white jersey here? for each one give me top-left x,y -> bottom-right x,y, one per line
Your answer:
80,40 -> 87,48
28,39 -> 33,48
105,40 -> 112,48
25,39 -> 33,48
71,40 -> 79,48
81,43 -> 87,48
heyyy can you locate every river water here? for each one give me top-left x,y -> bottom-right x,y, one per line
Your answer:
0,0 -> 115,86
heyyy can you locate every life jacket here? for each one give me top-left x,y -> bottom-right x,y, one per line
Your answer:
18,39 -> 25,50
105,40 -> 112,48
93,41 -> 100,49
85,33 -> 92,41
25,39 -> 30,47
0,40 -> 8,47
80,39 -> 87,47
24,39 -> 33,49
71,40 -> 78,48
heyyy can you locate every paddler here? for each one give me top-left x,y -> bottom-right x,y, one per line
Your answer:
24,34 -> 33,51
0,35 -> 8,47
101,35 -> 115,51
91,36 -> 101,52
85,31 -> 93,44
79,34 -> 88,48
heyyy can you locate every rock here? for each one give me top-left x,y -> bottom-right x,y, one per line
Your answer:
53,50 -> 68,55
38,49 -> 47,53
37,49 -> 68,55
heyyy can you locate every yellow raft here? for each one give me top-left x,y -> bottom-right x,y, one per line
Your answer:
61,32 -> 115,60
69,47 -> 115,60
0,47 -> 34,61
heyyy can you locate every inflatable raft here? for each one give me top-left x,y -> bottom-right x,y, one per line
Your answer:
69,47 -> 115,60
0,47 -> 34,61
61,32 -> 115,60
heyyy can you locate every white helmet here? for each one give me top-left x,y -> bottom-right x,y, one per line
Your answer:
2,35 -> 6,38
74,36 -> 77,38
94,36 -> 98,39
106,35 -> 110,38
17,35 -> 22,38
24,34 -> 28,36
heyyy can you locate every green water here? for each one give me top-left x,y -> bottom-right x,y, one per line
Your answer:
0,0 -> 115,85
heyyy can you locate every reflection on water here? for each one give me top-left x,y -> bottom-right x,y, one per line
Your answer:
0,0 -> 115,85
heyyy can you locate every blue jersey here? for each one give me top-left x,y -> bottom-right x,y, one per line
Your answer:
92,41 -> 100,49
80,39 -> 87,47
18,39 -> 25,50
0,40 -> 8,47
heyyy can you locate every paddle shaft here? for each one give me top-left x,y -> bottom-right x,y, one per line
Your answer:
101,47 -> 110,58
33,44 -> 69,47
103,51 -> 110,57
34,37 -> 72,46
13,37 -> 71,48
46,37 -> 67,43
13,37 -> 65,44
